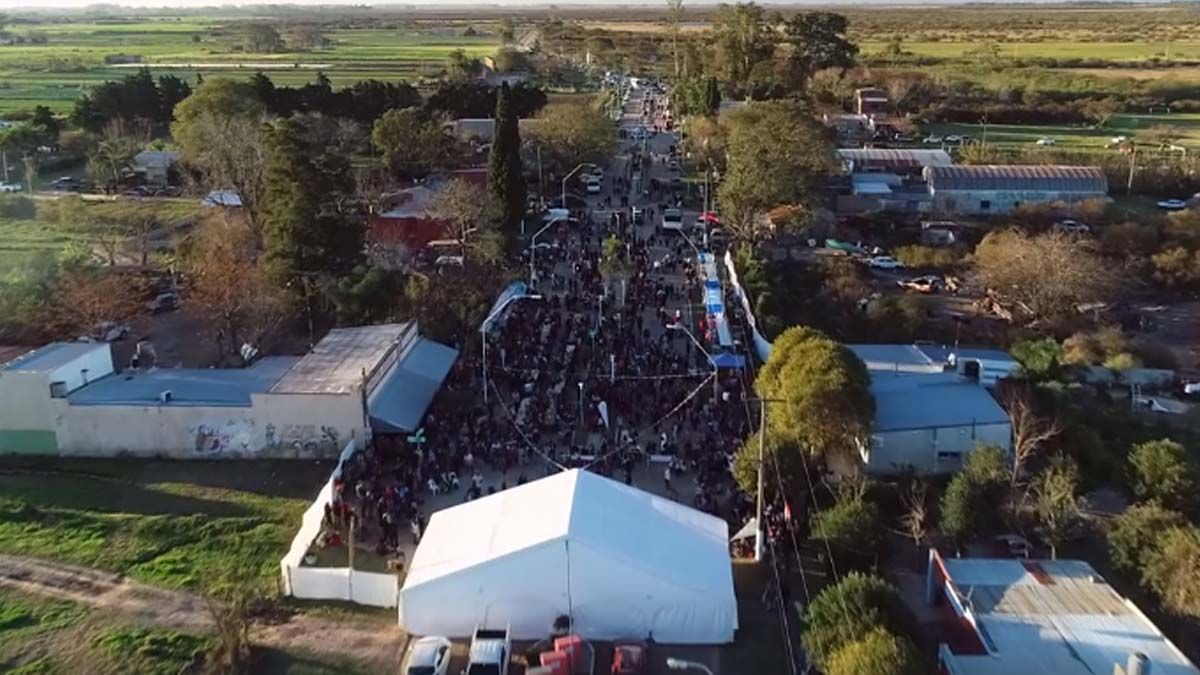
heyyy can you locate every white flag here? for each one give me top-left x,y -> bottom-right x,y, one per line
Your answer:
598,401 -> 610,429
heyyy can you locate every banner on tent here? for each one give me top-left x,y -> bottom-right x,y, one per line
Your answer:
722,250 -> 774,361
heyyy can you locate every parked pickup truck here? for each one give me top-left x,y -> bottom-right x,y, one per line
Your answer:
464,625 -> 510,675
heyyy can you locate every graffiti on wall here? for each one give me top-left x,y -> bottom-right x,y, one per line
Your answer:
264,423 -> 341,457
191,419 -> 257,456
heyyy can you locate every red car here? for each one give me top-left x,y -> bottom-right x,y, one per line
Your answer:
612,641 -> 647,674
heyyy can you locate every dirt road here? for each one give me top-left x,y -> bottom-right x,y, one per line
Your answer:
0,553 -> 405,669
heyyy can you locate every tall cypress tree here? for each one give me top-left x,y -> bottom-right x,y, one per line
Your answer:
487,82 -> 526,244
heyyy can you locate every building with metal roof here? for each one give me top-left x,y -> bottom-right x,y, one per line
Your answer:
839,148 -> 954,174
0,323 -> 457,458
928,550 -> 1200,675
924,165 -> 1108,215
848,344 -> 1016,474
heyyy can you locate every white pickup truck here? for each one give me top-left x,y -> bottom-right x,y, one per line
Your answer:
464,625 -> 510,675
661,207 -> 684,232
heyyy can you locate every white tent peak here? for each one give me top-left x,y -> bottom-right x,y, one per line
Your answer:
400,468 -> 738,643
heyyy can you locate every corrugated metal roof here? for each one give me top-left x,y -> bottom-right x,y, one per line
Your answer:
941,557 -> 1200,675
839,148 -> 954,169
924,165 -> 1108,193
869,373 -> 1010,431
271,323 -> 414,395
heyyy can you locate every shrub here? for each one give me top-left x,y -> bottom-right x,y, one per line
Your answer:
826,627 -> 925,675
1142,525 -> 1200,619
1128,439 -> 1197,512
893,244 -> 957,269
1108,502 -> 1185,575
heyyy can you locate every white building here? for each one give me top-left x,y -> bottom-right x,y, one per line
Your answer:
0,323 -> 457,458
848,344 -> 1019,475
928,550 -> 1199,675
399,469 -> 738,644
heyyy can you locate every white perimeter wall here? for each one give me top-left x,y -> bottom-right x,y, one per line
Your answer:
867,422 -> 1011,475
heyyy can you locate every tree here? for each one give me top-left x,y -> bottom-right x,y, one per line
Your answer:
289,26 -> 328,51
898,479 -> 930,562
86,120 -> 146,192
1128,439 -> 1197,512
1031,456 -> 1082,559
711,2 -> 774,93
243,24 -> 284,53
171,79 -> 269,238
939,445 -> 1009,550
429,179 -> 504,264
498,18 -> 516,44
1108,503 -> 1185,576
487,83 -> 526,242
802,572 -> 913,670
445,48 -> 481,82
666,0 -> 685,78
826,627 -> 924,675
30,105 -> 61,142
717,101 -> 836,243
1010,338 -> 1062,381
262,115 -> 363,286
185,213 -> 292,362
156,74 -> 192,122
526,103 -> 616,174
974,229 -> 1117,322
371,108 -> 454,180
1002,389 -> 1061,488
810,486 -> 882,565
52,268 -> 144,339
1143,525 -> 1200,618
70,68 -> 165,132
782,12 -> 858,91
754,325 -> 873,461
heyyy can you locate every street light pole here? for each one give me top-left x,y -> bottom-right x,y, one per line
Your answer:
480,292 -> 542,405
561,162 -> 591,211
528,216 -> 563,287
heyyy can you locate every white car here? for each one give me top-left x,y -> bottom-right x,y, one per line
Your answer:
0,182 -> 20,193
1157,199 -> 1188,211
401,635 -> 452,675
867,256 -> 903,270
1035,137 -> 1056,146
922,135 -> 943,144
586,179 -> 602,195
944,134 -> 963,144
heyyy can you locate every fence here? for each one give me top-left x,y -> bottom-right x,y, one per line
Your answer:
722,250 -> 774,361
279,439 -> 401,608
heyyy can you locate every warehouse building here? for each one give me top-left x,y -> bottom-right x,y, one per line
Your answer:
838,148 -> 954,176
848,344 -> 1018,475
924,165 -> 1108,215
0,323 -> 457,458
927,549 -> 1199,675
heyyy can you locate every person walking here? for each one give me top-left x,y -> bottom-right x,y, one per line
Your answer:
664,464 -> 678,497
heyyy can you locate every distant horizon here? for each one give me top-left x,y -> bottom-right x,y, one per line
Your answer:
2,0 -> 1176,9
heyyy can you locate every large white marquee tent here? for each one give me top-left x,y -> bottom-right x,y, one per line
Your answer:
398,469 -> 738,644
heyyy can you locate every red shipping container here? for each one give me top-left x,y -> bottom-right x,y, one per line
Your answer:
540,650 -> 570,675
554,635 -> 587,671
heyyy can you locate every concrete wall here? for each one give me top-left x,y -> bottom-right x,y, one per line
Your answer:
43,392 -> 365,459
930,189 -> 1106,216
0,371 -> 60,453
866,422 -> 1011,475
48,347 -> 113,394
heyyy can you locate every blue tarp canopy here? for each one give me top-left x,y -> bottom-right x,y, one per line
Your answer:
711,352 -> 746,370
368,338 -> 459,433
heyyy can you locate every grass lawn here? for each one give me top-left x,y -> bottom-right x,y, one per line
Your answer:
0,217 -> 91,271
0,458 -> 331,595
922,112 -> 1200,153
860,40 -> 1200,61
0,20 -> 501,115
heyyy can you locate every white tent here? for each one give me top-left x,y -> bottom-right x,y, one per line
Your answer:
399,469 -> 737,644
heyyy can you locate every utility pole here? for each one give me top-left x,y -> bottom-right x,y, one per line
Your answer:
754,399 -> 765,562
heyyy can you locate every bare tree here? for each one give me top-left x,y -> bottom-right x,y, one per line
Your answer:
428,178 -> 504,264
974,229 -> 1118,322
53,269 -> 144,339
1002,388 -> 1062,489
21,151 -> 37,194
898,480 -> 929,563
1031,457 -> 1082,560
667,0 -> 685,78
177,112 -> 270,245
185,212 -> 292,362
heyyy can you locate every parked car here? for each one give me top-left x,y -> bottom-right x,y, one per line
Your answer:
146,292 -> 180,314
993,534 -> 1032,559
1053,219 -> 1090,235
0,182 -> 20,193
944,134 -> 962,144
893,133 -> 915,143
586,178 -> 602,195
867,256 -> 903,270
465,626 -> 510,675
922,135 -> 943,144
611,641 -> 647,674
898,275 -> 941,293
402,636 -> 452,675
1158,199 -> 1188,211
667,158 -> 680,171
1035,137 -> 1057,146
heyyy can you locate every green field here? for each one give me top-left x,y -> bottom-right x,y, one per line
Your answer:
861,41 -> 1200,62
923,112 -> 1200,152
0,19 -> 501,114
0,458 -> 327,595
